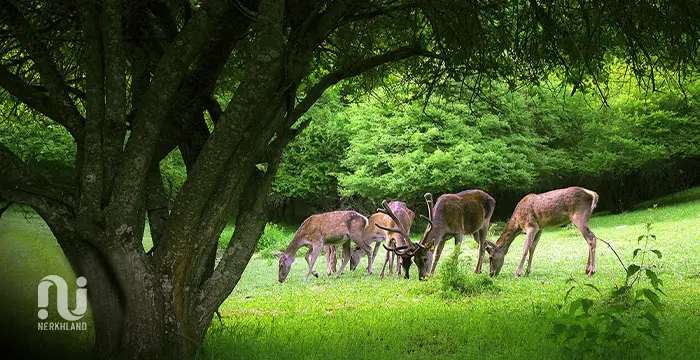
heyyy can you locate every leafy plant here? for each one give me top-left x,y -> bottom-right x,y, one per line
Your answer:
256,224 -> 293,260
430,248 -> 499,299
550,222 -> 665,358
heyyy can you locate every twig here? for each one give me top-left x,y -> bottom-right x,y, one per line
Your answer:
597,237 -> 625,271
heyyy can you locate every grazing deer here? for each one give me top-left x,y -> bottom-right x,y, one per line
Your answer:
274,211 -> 372,282
419,190 -> 496,275
350,201 -> 415,278
485,186 -> 600,278
376,201 -> 431,280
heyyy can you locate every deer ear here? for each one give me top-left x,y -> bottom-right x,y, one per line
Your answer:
273,251 -> 285,259
484,241 -> 497,255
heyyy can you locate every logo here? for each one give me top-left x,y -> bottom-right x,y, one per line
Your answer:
37,275 -> 88,331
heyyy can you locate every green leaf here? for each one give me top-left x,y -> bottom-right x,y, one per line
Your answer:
651,249 -> 662,258
633,248 -> 642,258
583,283 -> 602,295
642,311 -> 661,333
641,289 -> 662,310
564,285 -> 576,303
626,264 -> 641,278
645,269 -> 664,290
568,299 -> 583,315
581,298 -> 594,314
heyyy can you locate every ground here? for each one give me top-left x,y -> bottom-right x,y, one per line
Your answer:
1,191 -> 699,359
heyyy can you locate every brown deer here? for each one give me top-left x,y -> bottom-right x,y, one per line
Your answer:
274,211 -> 372,282
485,186 -> 599,278
376,200 -> 430,280
419,190 -> 496,275
350,201 -> 415,278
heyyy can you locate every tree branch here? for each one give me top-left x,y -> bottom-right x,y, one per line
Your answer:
77,2 -> 106,216
0,68 -> 64,122
0,200 -> 12,219
107,0 -> 231,227
0,142 -> 76,211
288,45 -> 445,124
0,0 -> 85,141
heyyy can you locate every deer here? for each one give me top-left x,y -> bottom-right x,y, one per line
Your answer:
349,201 -> 415,278
274,211 -> 373,282
417,190 -> 496,275
375,200 -> 430,280
485,186 -> 600,278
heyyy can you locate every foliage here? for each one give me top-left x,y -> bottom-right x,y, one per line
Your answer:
274,73 -> 700,213
255,223 -> 292,260
550,222 -> 665,358
424,247 -> 500,299
273,88 -> 350,201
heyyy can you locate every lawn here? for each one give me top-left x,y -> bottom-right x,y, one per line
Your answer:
1,194 -> 699,359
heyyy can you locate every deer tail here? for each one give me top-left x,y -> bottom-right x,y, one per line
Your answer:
583,189 -> 599,212
361,213 -> 370,229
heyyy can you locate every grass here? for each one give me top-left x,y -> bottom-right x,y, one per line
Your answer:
1,192 -> 700,359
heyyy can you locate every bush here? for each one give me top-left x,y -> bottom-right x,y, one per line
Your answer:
256,224 -> 292,260
550,222 -> 665,358
432,248 -> 499,299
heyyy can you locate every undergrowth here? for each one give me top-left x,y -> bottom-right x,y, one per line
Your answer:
425,247 -> 500,299
550,222 -> 665,359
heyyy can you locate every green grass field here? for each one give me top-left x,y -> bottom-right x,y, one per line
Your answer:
1,192 -> 699,359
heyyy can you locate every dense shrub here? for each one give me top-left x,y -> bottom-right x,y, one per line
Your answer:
430,248 -> 499,299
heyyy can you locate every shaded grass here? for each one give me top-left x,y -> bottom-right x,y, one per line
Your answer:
634,186 -> 700,210
0,208 -> 93,359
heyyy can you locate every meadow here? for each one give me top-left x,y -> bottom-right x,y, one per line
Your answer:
1,192 -> 699,359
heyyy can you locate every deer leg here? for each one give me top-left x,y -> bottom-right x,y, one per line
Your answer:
573,217 -> 597,276
525,230 -> 543,276
352,232 -> 374,275
334,240 -> 352,278
372,242 -> 381,262
475,227 -> 488,274
305,243 -> 323,281
430,239 -> 448,274
380,248 -> 390,279
323,245 -> 337,276
305,246 -> 319,278
515,227 -> 539,278
361,244 -> 374,275
388,238 -> 397,276
330,245 -> 338,273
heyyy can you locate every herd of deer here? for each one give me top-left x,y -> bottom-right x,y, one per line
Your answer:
275,186 -> 600,283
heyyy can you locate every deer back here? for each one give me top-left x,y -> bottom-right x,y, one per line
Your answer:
366,202 -> 414,246
302,211 -> 368,243
434,190 -> 494,235
512,187 -> 598,229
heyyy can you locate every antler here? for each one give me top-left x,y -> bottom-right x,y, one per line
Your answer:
383,244 -> 409,255
376,200 -> 414,246
424,193 -> 434,220
420,193 -> 434,233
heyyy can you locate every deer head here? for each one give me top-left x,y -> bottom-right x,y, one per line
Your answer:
376,200 -> 431,280
350,246 -> 361,271
414,193 -> 438,270
484,240 -> 504,277
274,251 -> 294,283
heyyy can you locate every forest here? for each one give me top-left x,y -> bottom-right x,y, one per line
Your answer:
1,0 -> 699,359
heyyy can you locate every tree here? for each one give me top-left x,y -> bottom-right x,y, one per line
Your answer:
0,0 -> 697,358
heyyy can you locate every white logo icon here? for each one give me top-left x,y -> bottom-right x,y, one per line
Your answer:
37,275 -> 88,321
